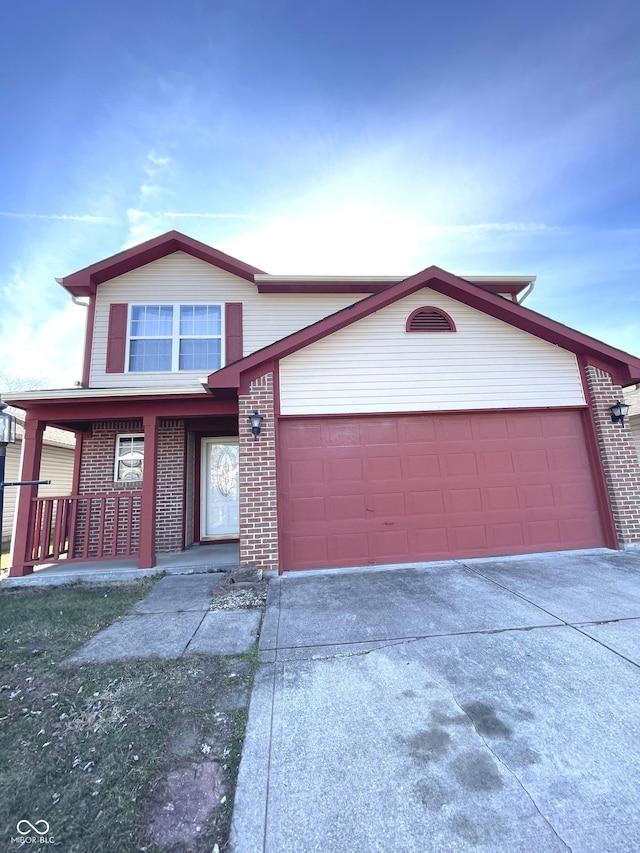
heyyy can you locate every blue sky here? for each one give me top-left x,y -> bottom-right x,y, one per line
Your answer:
1,0 -> 638,388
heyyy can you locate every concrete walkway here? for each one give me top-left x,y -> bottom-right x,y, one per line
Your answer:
232,549 -> 640,852
67,574 -> 261,662
1,542 -> 240,588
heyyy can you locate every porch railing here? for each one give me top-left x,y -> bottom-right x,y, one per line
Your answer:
27,492 -> 142,565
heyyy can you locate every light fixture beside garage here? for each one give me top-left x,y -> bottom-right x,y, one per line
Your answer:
249,411 -> 264,440
609,401 -> 630,425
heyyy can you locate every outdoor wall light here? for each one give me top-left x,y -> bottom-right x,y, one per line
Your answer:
609,400 -> 630,425
0,400 -> 16,447
249,411 -> 264,440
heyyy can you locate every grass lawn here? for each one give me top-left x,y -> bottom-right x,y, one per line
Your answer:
0,581 -> 257,852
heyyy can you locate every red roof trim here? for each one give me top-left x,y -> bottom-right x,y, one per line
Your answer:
477,282 -> 527,295
256,280 -> 393,294
60,231 -> 266,296
5,393 -> 238,424
207,265 -> 640,389
80,294 -> 96,387
255,278 -> 530,296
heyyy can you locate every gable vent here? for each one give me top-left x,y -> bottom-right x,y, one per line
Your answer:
406,307 -> 456,333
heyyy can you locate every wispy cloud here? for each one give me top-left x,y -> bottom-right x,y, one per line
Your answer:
122,151 -> 174,247
0,211 -> 557,234
164,211 -> 288,223
147,150 -> 170,169
0,266 -> 85,389
0,212 -> 118,223
420,223 -> 557,235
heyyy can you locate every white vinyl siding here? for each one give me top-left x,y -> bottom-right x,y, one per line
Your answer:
2,445 -> 20,543
624,387 -> 640,463
3,442 -> 75,544
630,418 -> 640,463
279,289 -> 586,415
90,253 -> 360,388
40,444 -> 75,497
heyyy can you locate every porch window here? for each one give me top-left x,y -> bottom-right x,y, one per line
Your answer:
115,435 -> 144,481
128,304 -> 223,372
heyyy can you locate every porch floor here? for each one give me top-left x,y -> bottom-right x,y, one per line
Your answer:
2,542 -> 240,587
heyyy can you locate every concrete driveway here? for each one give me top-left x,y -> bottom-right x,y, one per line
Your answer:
231,549 -> 640,852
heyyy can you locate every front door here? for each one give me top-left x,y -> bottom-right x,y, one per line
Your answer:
201,438 -> 239,539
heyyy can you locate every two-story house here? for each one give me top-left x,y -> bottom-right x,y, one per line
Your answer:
7,231 -> 640,577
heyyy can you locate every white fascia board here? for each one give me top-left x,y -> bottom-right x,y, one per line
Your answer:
253,275 -> 403,282
463,275 -> 537,283
254,274 -> 537,283
3,385 -> 209,402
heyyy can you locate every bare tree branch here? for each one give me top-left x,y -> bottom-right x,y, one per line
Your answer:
0,371 -> 49,394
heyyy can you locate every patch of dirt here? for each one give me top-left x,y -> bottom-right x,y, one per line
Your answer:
143,671 -> 252,850
141,577 -> 268,851
147,762 -> 226,847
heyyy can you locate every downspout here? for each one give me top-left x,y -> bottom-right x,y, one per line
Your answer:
58,284 -> 92,387
54,276 -> 90,310
516,280 -> 536,304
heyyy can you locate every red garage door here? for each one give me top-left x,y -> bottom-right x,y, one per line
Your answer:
278,410 -> 607,571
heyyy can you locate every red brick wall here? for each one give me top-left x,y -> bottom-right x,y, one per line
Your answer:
585,366 -> 640,546
238,373 -> 279,571
76,421 -> 143,557
78,419 -> 185,556
156,420 -> 186,552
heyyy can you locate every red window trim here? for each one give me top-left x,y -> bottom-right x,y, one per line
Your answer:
105,303 -> 128,373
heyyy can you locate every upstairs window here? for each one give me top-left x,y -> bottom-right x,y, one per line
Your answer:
406,307 -> 456,333
128,304 -> 223,372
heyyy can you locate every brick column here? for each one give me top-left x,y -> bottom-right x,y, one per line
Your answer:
238,372 -> 279,571
155,420 -> 185,552
138,415 -> 159,569
584,365 -> 640,547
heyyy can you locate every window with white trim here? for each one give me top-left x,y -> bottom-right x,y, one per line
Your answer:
128,304 -> 223,372
115,435 -> 144,481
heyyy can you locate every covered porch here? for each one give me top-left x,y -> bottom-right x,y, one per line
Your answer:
6,387 -> 239,577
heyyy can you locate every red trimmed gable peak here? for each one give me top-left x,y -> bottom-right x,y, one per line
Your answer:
58,230 -> 266,297
57,229 -> 536,301
207,265 -> 640,389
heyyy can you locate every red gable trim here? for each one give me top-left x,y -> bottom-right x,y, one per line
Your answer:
476,282 -> 528,294
5,394 -> 237,424
254,276 -> 532,296
80,294 -> 96,387
207,265 -> 640,389
59,231 -> 266,296
256,280 -> 393,294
